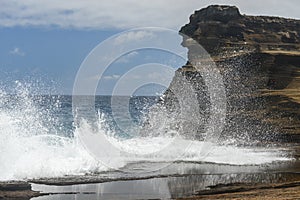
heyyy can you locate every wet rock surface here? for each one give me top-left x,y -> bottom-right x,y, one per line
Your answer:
179,181 -> 300,199
0,181 -> 41,200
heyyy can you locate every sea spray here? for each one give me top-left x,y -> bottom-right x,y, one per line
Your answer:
0,81 -> 292,180
0,82 -> 105,180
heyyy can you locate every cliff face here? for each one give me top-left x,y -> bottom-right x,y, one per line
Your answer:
167,5 -> 300,143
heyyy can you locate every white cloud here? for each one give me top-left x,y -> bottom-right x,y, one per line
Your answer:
113,31 -> 155,45
90,74 -> 120,80
0,0 -> 299,30
115,51 -> 139,63
102,74 -> 121,80
9,47 -> 25,56
127,51 -> 138,57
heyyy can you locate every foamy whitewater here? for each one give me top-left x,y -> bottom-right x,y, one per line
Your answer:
0,82 -> 291,180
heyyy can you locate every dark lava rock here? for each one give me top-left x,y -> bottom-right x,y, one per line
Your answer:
0,181 -> 41,200
190,5 -> 241,23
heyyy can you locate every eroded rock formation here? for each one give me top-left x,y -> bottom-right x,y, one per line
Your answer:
166,5 -> 300,144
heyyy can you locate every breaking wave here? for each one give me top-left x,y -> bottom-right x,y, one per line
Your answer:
0,82 -> 292,180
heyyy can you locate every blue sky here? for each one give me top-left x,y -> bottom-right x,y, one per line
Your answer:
0,27 -> 119,94
0,0 -> 299,95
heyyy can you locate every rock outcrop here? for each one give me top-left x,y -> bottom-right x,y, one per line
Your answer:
181,5 -> 300,55
0,181 -> 41,199
166,5 -> 300,144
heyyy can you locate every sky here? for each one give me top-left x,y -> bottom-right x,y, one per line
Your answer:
0,0 -> 300,95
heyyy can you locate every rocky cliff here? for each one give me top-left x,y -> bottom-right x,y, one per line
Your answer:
166,5 -> 300,144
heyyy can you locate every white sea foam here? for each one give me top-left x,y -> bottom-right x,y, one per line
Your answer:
0,83 -> 292,180
103,136 -> 291,165
0,84 -> 105,180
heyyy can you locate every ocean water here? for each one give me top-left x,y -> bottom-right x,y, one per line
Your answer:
0,82 -> 292,181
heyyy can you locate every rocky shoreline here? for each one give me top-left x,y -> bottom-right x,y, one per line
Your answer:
2,180 -> 300,200
180,181 -> 300,199
1,170 -> 300,199
0,181 -> 41,200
